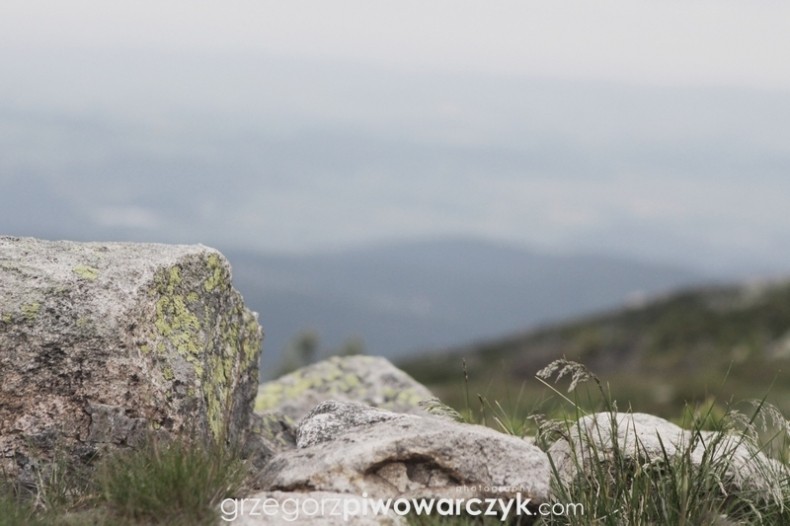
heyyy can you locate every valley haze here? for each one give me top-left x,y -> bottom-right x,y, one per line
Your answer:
2,1 -> 789,373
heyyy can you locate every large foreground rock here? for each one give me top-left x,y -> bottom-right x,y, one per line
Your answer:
0,236 -> 262,488
258,401 -> 551,507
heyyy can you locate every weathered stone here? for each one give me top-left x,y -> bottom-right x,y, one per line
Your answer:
257,401 -> 551,507
548,412 -> 786,495
249,410 -> 297,455
255,356 -> 435,421
253,356 -> 436,452
220,491 -> 407,525
695,430 -> 788,495
295,400 -> 401,449
0,236 -> 263,489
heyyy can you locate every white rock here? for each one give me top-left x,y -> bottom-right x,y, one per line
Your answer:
547,411 -> 786,496
257,401 -> 552,506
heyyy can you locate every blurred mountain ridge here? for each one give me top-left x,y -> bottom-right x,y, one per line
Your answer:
225,236 -> 707,374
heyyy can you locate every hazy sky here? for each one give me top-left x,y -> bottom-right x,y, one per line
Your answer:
2,1 -> 790,275
4,1 -> 790,87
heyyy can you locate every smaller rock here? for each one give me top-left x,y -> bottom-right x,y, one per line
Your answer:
257,400 -> 552,507
253,356 -> 436,453
548,413 -> 686,479
255,356 -> 435,422
547,412 -> 786,496
296,400 -> 400,448
695,430 -> 788,495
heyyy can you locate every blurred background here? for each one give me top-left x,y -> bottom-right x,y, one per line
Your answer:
3,1 -> 790,415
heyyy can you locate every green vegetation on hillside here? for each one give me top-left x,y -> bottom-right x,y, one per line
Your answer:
400,279 -> 790,421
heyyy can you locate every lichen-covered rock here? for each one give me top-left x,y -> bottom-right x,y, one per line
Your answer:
548,412 -> 786,496
253,356 -> 440,455
0,236 -> 263,489
221,491 -> 407,525
257,401 -> 551,507
255,356 -> 435,422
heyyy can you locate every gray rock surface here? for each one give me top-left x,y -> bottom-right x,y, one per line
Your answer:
255,356 -> 435,421
253,356 -> 436,453
257,400 -> 551,506
0,236 -> 263,489
220,491 -> 407,525
548,411 -> 785,495
248,411 -> 298,455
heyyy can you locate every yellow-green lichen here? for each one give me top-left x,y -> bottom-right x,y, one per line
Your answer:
255,375 -> 318,413
243,317 -> 262,367
73,265 -> 99,281
342,373 -> 361,389
139,344 -> 150,355
203,253 -> 225,292
148,259 -> 261,443
151,262 -> 231,441
192,362 -> 207,380
162,364 -> 175,381
320,362 -> 344,382
285,376 -> 317,399
256,371 -> 360,412
152,265 -> 205,381
393,389 -> 426,407
206,388 -> 224,439
381,386 -> 398,400
168,266 -> 182,288
255,382 -> 286,412
204,343 -> 238,439
1,312 -> 12,324
155,296 -> 200,347
21,302 -> 40,321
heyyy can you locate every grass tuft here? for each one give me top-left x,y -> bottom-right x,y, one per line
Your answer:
96,437 -> 246,526
413,359 -> 790,525
0,435 -> 247,526
0,485 -> 45,526
537,359 -> 790,526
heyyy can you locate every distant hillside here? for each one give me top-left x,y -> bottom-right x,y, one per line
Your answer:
225,237 -> 703,374
399,278 -> 790,418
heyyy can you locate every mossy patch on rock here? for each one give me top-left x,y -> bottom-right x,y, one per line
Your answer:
21,302 -> 40,321
72,265 -> 99,281
255,356 -> 434,423
147,252 -> 262,443
203,253 -> 224,293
